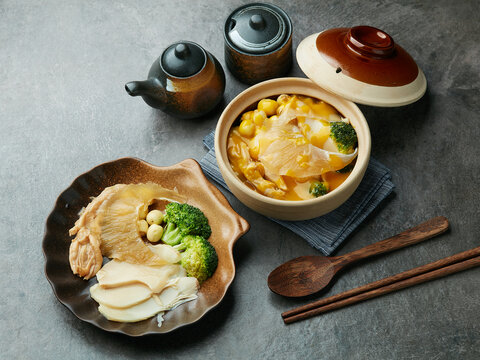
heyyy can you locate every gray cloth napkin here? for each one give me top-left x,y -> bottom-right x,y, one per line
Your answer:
200,131 -> 394,255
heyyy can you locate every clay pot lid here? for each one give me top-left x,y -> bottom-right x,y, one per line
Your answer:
161,41 -> 206,78
224,3 -> 292,55
297,26 -> 427,107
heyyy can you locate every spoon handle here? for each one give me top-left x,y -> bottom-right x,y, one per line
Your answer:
332,216 -> 449,268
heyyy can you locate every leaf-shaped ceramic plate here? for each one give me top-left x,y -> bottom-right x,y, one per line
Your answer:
43,158 -> 249,336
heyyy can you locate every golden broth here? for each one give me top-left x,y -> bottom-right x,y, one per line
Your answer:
227,94 -> 358,201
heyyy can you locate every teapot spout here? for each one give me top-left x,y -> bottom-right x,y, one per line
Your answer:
125,79 -> 160,97
125,78 -> 166,109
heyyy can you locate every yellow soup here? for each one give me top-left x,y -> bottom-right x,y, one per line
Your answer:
227,94 -> 358,201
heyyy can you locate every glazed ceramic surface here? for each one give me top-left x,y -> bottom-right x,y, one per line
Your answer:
215,77 -> 371,221
224,3 -> 293,84
43,158 -> 249,336
125,41 -> 225,119
297,28 -> 427,107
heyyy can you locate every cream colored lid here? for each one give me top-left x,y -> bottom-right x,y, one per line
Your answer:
296,27 -> 427,107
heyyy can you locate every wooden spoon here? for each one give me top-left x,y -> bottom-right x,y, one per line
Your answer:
267,216 -> 449,297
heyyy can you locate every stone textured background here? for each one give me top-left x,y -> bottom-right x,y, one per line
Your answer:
1,0 -> 479,359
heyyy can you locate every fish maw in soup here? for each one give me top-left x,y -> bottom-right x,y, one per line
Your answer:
227,94 -> 358,201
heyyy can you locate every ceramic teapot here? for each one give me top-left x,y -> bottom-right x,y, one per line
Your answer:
125,41 -> 225,119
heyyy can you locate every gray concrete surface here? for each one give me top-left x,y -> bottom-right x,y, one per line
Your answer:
1,0 -> 479,359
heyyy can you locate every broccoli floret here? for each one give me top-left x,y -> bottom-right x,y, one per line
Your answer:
309,181 -> 329,197
161,222 -> 184,246
178,235 -> 218,283
330,122 -> 357,154
161,202 -> 212,246
160,202 -> 216,280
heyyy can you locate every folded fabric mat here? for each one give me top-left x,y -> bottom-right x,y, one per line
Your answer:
199,131 -> 394,255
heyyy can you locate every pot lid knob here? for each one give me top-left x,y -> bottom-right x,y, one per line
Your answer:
224,3 -> 291,54
161,41 -> 206,77
345,26 -> 395,59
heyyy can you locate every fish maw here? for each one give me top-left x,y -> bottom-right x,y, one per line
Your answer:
98,297 -> 164,323
90,283 -> 153,309
96,260 -> 186,293
147,244 -> 181,264
69,227 -> 103,280
98,183 -> 185,266
69,184 -> 126,279
260,140 -> 357,178
155,277 -> 199,310
69,184 -> 126,237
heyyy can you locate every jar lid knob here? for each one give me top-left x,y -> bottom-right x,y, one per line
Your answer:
249,14 -> 266,30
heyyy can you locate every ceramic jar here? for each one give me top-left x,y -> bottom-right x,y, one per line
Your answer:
224,3 -> 293,85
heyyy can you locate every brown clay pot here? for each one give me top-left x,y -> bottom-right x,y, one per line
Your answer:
214,78 -> 371,221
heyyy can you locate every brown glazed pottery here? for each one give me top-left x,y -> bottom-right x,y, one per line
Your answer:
297,26 -> 427,106
316,26 -> 419,86
224,3 -> 293,85
125,41 -> 225,119
43,158 -> 249,336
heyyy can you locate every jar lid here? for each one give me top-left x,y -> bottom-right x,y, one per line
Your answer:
224,3 -> 291,55
296,26 -> 427,107
161,41 -> 206,78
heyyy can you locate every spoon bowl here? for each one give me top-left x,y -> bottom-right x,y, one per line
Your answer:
268,216 -> 449,297
268,256 -> 338,297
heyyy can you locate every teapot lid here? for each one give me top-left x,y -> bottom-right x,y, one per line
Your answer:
296,26 -> 427,107
224,3 -> 292,55
161,41 -> 206,78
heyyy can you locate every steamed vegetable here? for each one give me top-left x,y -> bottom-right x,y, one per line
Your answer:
309,181 -> 329,197
161,202 -> 212,245
330,122 -> 358,154
177,236 -> 218,283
